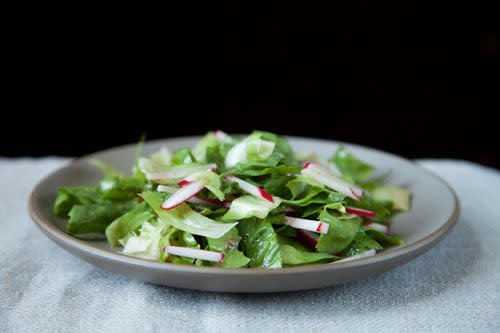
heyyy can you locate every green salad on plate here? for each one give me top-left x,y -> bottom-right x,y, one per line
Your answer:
54,130 -> 410,268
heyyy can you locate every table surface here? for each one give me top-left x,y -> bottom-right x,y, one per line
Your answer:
1,157 -> 498,333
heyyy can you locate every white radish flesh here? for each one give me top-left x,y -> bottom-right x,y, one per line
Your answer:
163,245 -> 224,263
363,222 -> 390,234
345,206 -> 376,217
160,180 -> 205,210
224,174 -> 274,203
283,216 -> 329,234
301,162 -> 364,200
224,140 -> 247,168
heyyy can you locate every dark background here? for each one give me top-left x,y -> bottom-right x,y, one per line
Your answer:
4,3 -> 498,168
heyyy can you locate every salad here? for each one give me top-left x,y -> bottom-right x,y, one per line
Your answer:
53,130 -> 410,268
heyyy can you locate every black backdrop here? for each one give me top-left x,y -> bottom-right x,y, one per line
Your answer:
4,3 -> 498,168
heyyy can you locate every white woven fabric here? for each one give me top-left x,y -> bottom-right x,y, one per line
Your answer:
0,157 -> 498,332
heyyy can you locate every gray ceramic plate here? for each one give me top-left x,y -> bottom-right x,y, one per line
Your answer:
28,136 -> 460,292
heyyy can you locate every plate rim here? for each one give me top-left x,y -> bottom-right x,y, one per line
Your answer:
28,135 -> 461,277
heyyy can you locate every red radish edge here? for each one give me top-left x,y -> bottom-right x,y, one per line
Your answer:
258,188 -> 274,202
161,181 -> 205,210
224,174 -> 274,203
296,229 -> 319,251
177,180 -> 191,186
345,206 -> 376,217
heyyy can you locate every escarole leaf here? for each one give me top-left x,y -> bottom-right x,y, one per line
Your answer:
140,191 -> 238,239
221,195 -> 281,220
67,200 -> 137,236
206,228 -> 250,268
331,146 -> 375,182
105,201 -> 155,247
122,219 -> 170,261
315,210 -> 361,254
278,236 -> 336,266
188,170 -> 225,201
238,217 -> 282,268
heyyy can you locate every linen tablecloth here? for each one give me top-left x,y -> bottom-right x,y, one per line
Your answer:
0,157 -> 498,332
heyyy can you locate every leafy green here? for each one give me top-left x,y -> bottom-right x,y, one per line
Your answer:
238,217 -> 282,268
315,210 -> 361,254
278,236 -> 336,266
331,146 -> 375,182
341,231 -> 382,257
171,147 -> 197,165
54,186 -> 102,217
222,195 -> 281,220
67,200 -> 137,236
362,228 -> 405,247
206,228 -> 250,268
105,202 -> 155,247
140,191 -> 238,239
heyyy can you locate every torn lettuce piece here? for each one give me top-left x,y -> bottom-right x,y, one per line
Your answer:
193,131 -> 220,162
105,201 -> 155,247
372,186 -> 410,212
341,231 -> 383,257
140,191 -> 238,239
221,195 -> 281,220
206,228 -> 250,268
53,186 -> 102,217
122,219 -> 169,261
278,236 -> 336,266
171,147 -> 197,165
89,159 -> 127,178
315,210 -> 361,254
238,217 -> 282,268
157,228 -> 201,264
67,200 -> 138,236
331,146 -> 375,182
187,170 -> 225,201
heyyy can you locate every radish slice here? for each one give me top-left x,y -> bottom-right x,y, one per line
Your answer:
146,164 -> 217,184
283,216 -> 329,234
345,206 -> 376,217
163,245 -> 224,263
224,174 -> 274,203
334,249 -> 377,263
296,229 -> 319,251
161,180 -> 205,210
301,162 -> 364,200
225,140 -> 247,168
363,222 -> 390,234
214,130 -> 232,143
157,185 -> 220,206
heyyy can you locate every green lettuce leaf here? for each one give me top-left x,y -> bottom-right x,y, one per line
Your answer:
140,191 -> 238,239
221,195 -> 281,220
237,217 -> 282,268
341,231 -> 383,257
53,186 -> 102,217
171,147 -> 197,165
67,200 -> 138,236
122,219 -> 169,260
278,236 -> 336,266
206,228 -> 250,268
331,146 -> 375,182
105,201 -> 155,247
372,186 -> 410,212
315,210 -> 361,254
